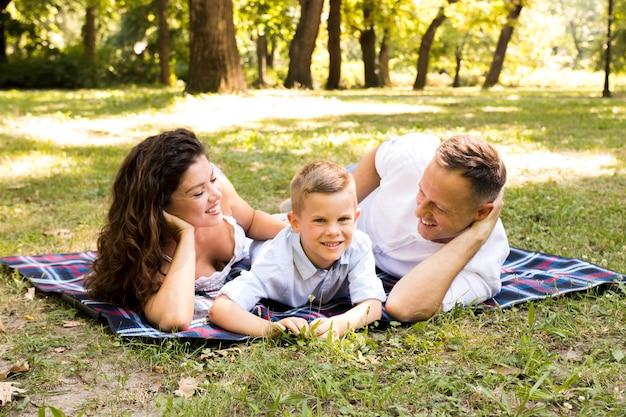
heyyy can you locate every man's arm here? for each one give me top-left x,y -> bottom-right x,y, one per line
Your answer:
351,145 -> 382,203
385,193 -> 504,322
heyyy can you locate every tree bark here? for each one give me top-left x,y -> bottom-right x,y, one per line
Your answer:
256,34 -> 267,87
325,0 -> 341,90
359,4 -> 378,88
157,0 -> 170,85
186,0 -> 247,94
378,28 -> 391,87
84,5 -> 96,63
413,7 -> 446,90
0,0 -> 11,63
602,0 -> 613,98
482,1 -> 524,89
284,0 -> 324,89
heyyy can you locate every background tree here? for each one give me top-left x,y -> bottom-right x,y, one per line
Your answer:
483,0 -> 524,89
325,0 -> 341,89
157,0 -> 170,85
413,0 -> 459,90
186,0 -> 246,94
284,0 -> 324,88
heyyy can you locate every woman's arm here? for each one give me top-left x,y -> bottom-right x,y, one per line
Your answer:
143,213 -> 197,332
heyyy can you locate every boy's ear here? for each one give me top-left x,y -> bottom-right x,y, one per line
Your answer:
287,211 -> 300,232
475,203 -> 494,221
354,207 -> 361,224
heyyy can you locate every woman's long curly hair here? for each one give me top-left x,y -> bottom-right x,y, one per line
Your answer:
86,128 -> 207,311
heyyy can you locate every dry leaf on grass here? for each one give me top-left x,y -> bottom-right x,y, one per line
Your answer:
62,320 -> 83,328
0,362 -> 30,381
43,229 -> 72,237
0,317 -> 5,332
24,287 -> 35,301
174,377 -> 200,399
0,382 -> 27,405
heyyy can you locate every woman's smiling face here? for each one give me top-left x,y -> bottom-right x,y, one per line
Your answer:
165,156 -> 223,228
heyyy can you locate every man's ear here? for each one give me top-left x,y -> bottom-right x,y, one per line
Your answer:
287,211 -> 300,232
475,203 -> 494,221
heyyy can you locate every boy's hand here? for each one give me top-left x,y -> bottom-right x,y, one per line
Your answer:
275,317 -> 310,336
309,318 -> 339,340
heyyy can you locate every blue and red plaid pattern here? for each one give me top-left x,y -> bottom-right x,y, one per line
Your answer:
0,247 -> 622,341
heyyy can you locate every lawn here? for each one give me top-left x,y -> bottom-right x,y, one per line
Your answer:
1,80 -> 625,416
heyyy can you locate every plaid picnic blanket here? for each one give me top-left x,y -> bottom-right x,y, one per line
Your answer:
0,248 -> 623,341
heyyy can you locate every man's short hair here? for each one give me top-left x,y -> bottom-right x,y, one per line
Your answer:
434,135 -> 507,204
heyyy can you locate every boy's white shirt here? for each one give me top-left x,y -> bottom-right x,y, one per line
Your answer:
217,225 -> 386,312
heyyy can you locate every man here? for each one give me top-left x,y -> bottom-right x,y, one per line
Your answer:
351,132 -> 508,322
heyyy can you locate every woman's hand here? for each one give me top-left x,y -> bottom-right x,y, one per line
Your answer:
163,211 -> 194,241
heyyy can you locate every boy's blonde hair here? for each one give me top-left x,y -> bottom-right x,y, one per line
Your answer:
289,161 -> 356,214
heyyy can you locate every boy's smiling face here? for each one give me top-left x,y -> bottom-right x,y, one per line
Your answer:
288,189 -> 360,270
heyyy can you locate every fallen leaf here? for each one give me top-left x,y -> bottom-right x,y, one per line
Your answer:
490,364 -> 523,377
0,316 -> 5,332
0,382 -> 27,405
174,377 -> 199,399
24,287 -> 35,301
53,347 -> 67,353
62,320 -> 83,328
43,229 -> 72,237
7,184 -> 27,190
0,361 -> 30,381
149,376 -> 163,393
24,314 -> 35,321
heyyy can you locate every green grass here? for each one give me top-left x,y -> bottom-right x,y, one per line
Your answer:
1,77 -> 625,416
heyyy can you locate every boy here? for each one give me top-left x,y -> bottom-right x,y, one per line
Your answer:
209,161 -> 386,338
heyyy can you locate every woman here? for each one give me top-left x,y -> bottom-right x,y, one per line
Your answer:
87,128 -> 285,331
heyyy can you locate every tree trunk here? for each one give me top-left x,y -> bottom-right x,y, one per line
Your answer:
186,0 -> 247,95
256,34 -> 267,88
284,0 -> 324,89
1,0 -> 12,63
413,7 -> 446,90
360,5 -> 378,88
482,2 -> 523,89
325,0 -> 341,90
267,35 -> 275,69
452,43 -> 462,87
602,0 -> 613,98
378,28 -> 391,87
84,5 -> 96,63
157,0 -> 171,85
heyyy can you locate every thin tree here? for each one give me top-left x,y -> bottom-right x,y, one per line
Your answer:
325,0 -> 342,90
0,0 -> 12,63
84,4 -> 96,63
284,0 -> 324,89
413,0 -> 459,90
256,33 -> 268,87
482,0 -> 524,89
378,28 -> 391,87
602,0 -> 613,98
360,1 -> 379,88
157,0 -> 170,86
186,0 -> 247,94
